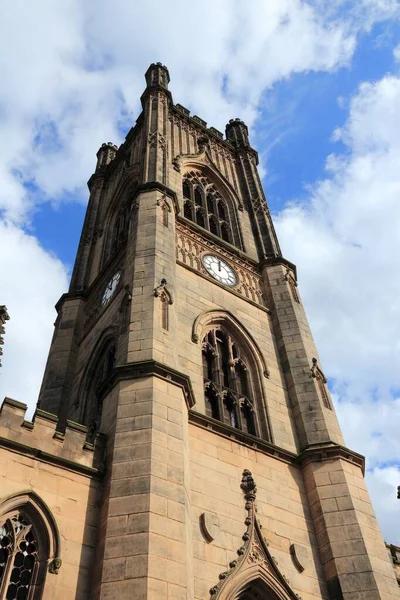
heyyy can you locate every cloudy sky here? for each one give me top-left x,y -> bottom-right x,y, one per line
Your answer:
1,0 -> 400,543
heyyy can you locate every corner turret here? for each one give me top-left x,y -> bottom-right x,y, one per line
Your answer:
144,62 -> 170,91
95,142 -> 118,173
226,118 -> 250,148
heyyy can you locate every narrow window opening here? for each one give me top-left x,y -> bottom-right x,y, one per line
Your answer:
241,402 -> 256,436
184,201 -> 194,221
183,181 -> 191,199
235,361 -> 249,397
161,297 -> 169,331
317,376 -> 331,410
205,388 -> 219,420
209,216 -> 218,237
162,206 -> 169,228
221,222 -> 231,243
196,210 -> 205,228
207,193 -> 214,213
194,188 -> 202,207
218,201 -> 227,220
223,395 -> 238,428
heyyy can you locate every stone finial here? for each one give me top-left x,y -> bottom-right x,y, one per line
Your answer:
95,142 -> 118,172
145,62 -> 170,90
240,469 -> 257,497
0,305 -> 10,369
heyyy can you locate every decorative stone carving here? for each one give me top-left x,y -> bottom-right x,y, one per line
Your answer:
209,469 -> 301,600
176,222 -> 266,307
154,279 -> 174,331
48,556 -> 62,574
290,543 -> 309,573
153,279 -> 173,304
200,513 -> 220,543
284,268 -> 300,303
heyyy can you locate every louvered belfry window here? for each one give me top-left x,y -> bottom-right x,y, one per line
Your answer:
0,514 -> 38,600
182,172 -> 236,246
202,329 -> 257,436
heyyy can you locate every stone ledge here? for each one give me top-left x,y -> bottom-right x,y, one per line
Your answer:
0,435 -> 103,479
99,360 -> 196,409
188,411 -> 366,474
188,410 -> 296,465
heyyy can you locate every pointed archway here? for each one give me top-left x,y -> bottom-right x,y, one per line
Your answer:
209,471 -> 301,600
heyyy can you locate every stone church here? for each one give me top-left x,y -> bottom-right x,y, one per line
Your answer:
0,63 -> 399,600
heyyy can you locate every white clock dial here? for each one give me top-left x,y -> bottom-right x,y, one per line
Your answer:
101,271 -> 121,306
202,255 -> 237,286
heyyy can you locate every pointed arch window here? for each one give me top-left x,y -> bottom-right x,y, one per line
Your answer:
201,329 -> 258,436
78,339 -> 117,433
182,171 -> 240,248
0,513 -> 44,600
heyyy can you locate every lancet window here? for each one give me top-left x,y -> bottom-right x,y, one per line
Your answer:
81,340 -> 116,433
0,513 -> 39,600
202,329 -> 257,436
182,172 -> 239,247
112,204 -> 129,254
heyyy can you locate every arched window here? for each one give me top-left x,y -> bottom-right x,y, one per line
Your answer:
201,328 -> 258,436
182,171 -> 240,248
184,201 -> 193,221
196,210 -> 205,229
0,493 -> 61,600
0,513 -> 38,600
79,339 -> 117,433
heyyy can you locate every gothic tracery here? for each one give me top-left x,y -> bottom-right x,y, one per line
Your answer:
182,171 -> 240,248
202,329 -> 258,436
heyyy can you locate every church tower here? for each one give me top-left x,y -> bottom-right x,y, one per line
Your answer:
0,64 -> 398,600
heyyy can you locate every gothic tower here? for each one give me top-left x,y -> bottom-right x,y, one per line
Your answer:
0,64 -> 398,600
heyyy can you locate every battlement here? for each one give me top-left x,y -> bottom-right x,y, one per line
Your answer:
0,397 -> 105,478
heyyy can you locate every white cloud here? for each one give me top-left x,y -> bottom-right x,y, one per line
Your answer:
1,0 -> 396,224
275,75 -> 400,541
0,222 -> 69,417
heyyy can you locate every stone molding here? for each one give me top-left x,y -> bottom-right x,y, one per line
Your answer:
176,221 -> 266,308
99,360 -> 196,409
188,411 -> 365,474
209,469 -> 301,600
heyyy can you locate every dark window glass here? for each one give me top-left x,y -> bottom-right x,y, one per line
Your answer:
218,201 -> 227,220
201,330 -> 260,438
196,210 -> 205,228
241,403 -> 256,436
184,201 -> 194,221
194,188 -> 202,207
209,217 -> 218,237
235,361 -> 249,397
207,193 -> 214,213
221,223 -> 231,243
183,181 -> 191,199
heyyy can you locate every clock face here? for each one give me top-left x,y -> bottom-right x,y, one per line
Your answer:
101,271 -> 121,306
202,255 -> 237,286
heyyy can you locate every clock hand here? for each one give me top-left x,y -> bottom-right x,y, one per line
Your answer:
218,261 -> 221,272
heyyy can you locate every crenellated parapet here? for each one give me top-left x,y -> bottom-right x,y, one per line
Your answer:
0,397 -> 105,477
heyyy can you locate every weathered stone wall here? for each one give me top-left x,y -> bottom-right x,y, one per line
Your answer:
0,398 -> 103,600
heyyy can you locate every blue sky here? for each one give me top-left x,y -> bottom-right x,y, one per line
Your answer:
1,1 -> 400,543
